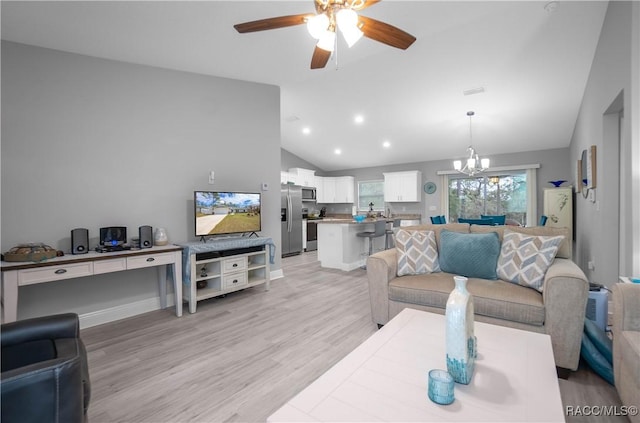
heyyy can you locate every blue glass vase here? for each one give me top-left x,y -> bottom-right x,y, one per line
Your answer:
446,276 -> 476,384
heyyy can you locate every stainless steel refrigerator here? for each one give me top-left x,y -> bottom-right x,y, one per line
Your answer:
281,184 -> 303,256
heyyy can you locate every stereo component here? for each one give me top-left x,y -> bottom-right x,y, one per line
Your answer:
71,228 -> 89,255
139,225 -> 153,249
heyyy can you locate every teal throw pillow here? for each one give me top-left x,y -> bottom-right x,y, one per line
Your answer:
439,230 -> 501,279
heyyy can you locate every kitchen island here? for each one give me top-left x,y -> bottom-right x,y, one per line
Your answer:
316,218 -> 388,271
317,214 -> 422,271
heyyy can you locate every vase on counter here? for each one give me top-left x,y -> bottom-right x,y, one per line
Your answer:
446,275 -> 476,384
154,228 -> 168,246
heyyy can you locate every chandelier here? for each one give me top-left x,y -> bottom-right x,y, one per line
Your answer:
453,111 -> 490,176
306,0 -> 367,51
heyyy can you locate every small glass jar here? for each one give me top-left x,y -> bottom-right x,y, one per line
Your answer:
428,369 -> 455,405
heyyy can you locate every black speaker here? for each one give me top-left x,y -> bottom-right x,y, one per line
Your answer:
139,225 -> 153,249
71,228 -> 89,255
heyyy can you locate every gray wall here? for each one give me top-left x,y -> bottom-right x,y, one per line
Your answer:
322,148 -> 571,221
1,41 -> 282,321
281,149 -> 324,175
569,1 -> 640,286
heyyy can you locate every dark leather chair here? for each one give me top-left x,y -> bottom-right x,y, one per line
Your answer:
1,313 -> 91,423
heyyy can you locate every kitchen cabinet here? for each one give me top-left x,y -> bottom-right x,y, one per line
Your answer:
384,171 -> 422,202
281,171 -> 296,185
317,176 -> 354,203
318,177 -> 334,203
288,168 -> 316,187
335,176 -> 355,203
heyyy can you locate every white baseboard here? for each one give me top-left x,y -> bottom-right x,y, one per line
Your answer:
79,295 -> 175,329
80,271 -> 283,328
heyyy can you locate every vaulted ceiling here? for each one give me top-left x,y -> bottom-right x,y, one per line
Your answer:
1,1 -> 609,171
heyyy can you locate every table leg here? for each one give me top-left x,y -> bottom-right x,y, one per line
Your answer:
1,271 -> 19,323
173,251 -> 183,317
189,254 -> 197,314
157,266 -> 167,310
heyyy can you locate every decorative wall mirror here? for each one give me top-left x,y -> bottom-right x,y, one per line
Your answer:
580,145 -> 597,198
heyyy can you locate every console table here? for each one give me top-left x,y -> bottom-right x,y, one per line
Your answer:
1,244 -> 183,323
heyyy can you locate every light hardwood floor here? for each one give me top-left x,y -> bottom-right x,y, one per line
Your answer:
82,251 -> 626,423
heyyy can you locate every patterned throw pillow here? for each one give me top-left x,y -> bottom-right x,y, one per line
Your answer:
395,229 -> 440,276
496,230 -> 565,291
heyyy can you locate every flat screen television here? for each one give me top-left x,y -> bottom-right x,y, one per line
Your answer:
194,191 -> 261,237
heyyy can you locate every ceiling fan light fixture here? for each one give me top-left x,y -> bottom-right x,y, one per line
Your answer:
307,13 -> 330,39
336,8 -> 362,47
336,8 -> 358,29
341,26 -> 363,47
317,30 -> 336,52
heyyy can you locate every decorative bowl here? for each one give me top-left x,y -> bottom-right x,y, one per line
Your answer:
353,215 -> 366,223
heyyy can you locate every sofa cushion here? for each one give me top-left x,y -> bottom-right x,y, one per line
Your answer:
388,272 -> 545,326
439,230 -> 501,279
496,230 -> 564,292
395,229 -> 440,276
470,225 -> 572,259
397,223 -> 469,251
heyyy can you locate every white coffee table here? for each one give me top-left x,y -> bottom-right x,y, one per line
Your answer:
268,308 -> 564,422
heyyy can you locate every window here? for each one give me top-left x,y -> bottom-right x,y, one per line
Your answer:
447,171 -> 530,226
357,180 -> 385,212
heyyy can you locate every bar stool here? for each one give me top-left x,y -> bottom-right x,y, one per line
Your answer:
385,219 -> 402,249
357,220 -> 387,258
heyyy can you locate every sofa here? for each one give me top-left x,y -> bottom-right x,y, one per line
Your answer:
366,223 -> 589,371
612,283 -> 640,422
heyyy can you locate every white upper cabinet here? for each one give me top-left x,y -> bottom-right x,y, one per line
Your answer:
334,176 -> 355,203
288,168 -> 316,187
316,176 -> 354,203
384,171 -> 422,202
280,171 -> 296,185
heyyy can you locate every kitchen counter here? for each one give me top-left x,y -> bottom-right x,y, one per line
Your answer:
316,215 -> 423,270
317,214 -> 422,225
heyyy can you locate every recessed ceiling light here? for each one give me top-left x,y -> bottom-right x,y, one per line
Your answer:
334,148 -> 342,155
383,141 -> 391,148
354,115 -> 364,124
302,127 -> 311,135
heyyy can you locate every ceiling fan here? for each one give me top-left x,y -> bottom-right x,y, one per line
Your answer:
233,0 -> 416,69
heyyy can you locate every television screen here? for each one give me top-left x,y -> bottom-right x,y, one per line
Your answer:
194,191 -> 261,237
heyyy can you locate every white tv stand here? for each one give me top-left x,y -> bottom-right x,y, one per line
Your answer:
179,237 -> 274,313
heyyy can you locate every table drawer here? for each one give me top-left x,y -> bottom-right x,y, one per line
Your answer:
18,262 -> 93,286
222,272 -> 247,289
126,252 -> 174,270
94,258 -> 127,275
222,257 -> 246,273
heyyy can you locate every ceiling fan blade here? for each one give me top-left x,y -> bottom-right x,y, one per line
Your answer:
357,0 -> 381,10
358,15 -> 416,50
310,46 -> 332,69
234,14 -> 311,33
